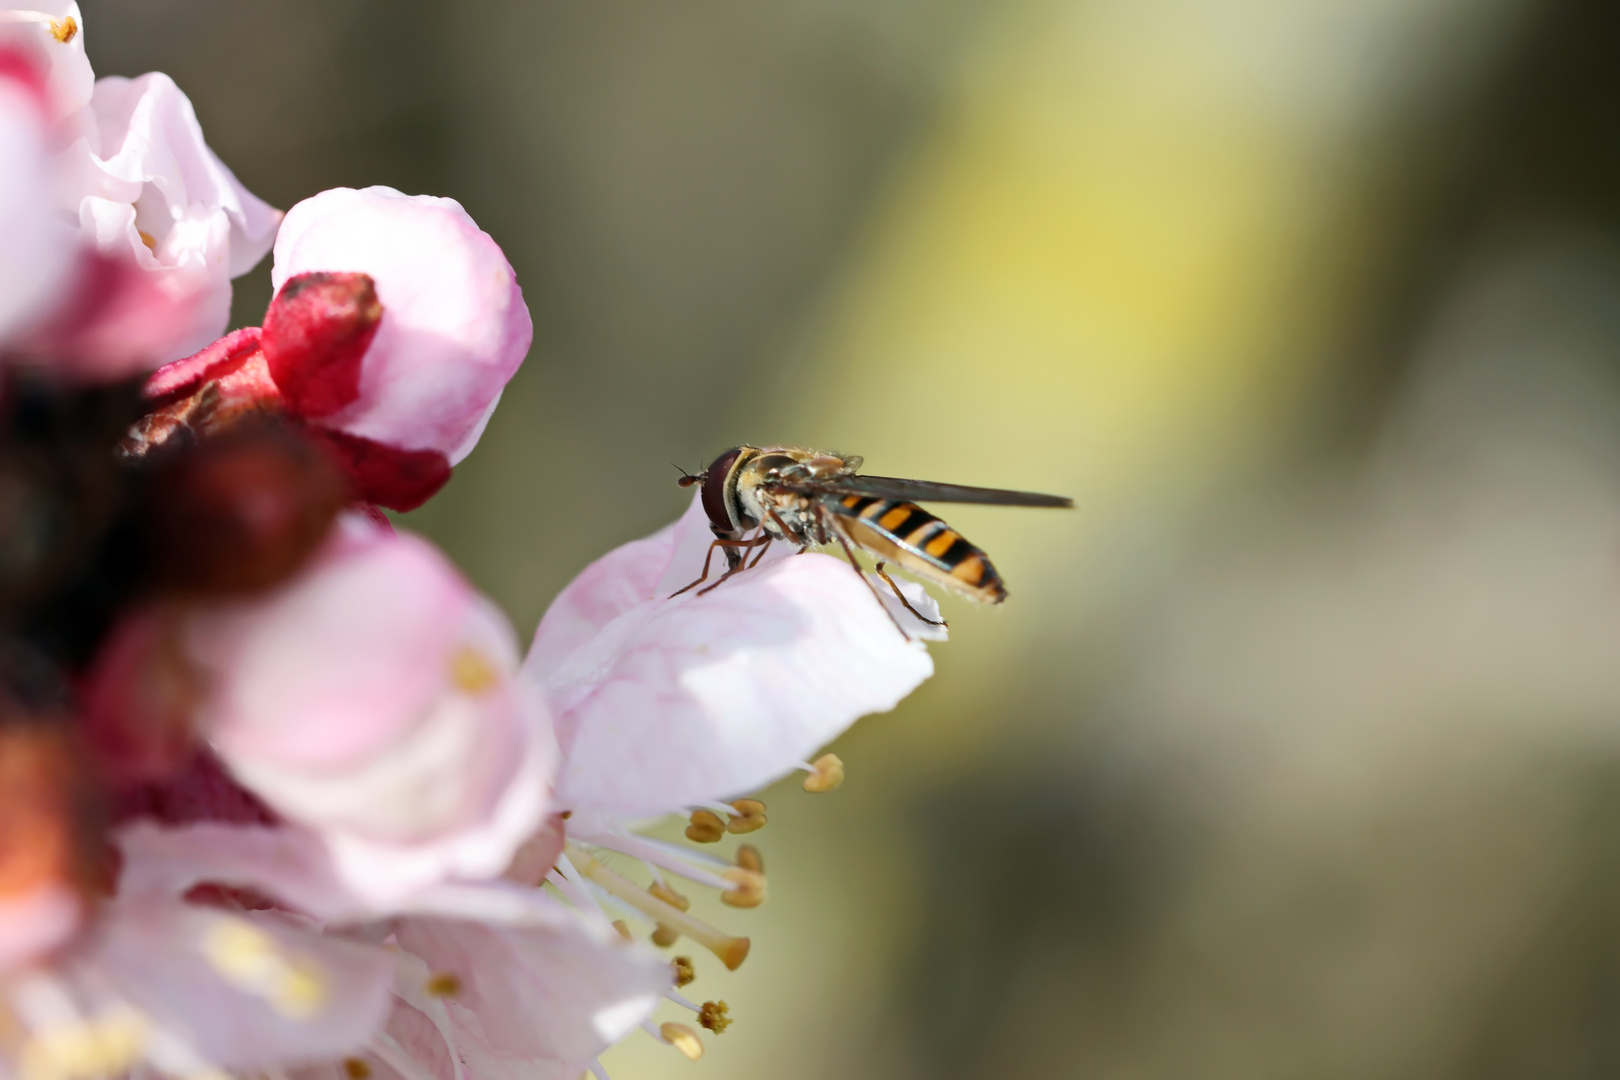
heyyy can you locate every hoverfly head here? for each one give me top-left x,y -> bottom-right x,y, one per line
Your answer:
698,446 -> 745,534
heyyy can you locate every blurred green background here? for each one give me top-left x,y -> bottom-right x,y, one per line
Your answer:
85,0 -> 1620,1076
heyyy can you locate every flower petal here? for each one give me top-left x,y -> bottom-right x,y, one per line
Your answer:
0,47 -> 73,344
393,915 -> 667,1065
529,494 -> 935,818
1,2 -> 91,120
54,71 -> 279,361
93,899 -> 393,1069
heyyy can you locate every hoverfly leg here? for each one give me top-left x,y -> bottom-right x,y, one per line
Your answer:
825,515 -> 911,641
670,540 -> 724,597
686,533 -> 771,597
745,536 -> 774,570
671,534 -> 766,598
874,561 -> 947,628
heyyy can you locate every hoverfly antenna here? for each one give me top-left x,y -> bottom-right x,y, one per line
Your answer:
673,462 -> 705,488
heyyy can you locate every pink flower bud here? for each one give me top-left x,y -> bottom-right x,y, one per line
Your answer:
269,186 -> 532,466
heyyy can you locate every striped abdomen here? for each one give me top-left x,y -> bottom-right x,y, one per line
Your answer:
828,494 -> 1007,603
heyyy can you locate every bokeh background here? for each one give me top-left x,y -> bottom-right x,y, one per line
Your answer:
83,0 -> 1620,1076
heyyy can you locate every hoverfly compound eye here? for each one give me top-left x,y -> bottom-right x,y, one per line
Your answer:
701,448 -> 744,533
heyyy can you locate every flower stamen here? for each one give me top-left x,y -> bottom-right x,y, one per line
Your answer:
725,799 -> 766,834
424,972 -> 461,998
565,847 -> 750,971
718,868 -> 766,909
683,810 -> 724,843
648,1021 -> 704,1061
201,919 -> 327,1018
672,956 -> 695,987
697,1001 -> 731,1034
649,881 -> 690,947
0,11 -> 77,42
800,754 -> 844,792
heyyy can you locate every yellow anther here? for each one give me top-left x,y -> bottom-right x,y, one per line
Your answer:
698,1001 -> 731,1034
719,867 -> 766,909
137,230 -> 158,253
651,924 -> 680,947
202,919 -> 328,1018
802,753 -> 844,792
50,16 -> 76,42
18,1010 -> 148,1080
660,1022 -> 704,1061
649,881 -> 691,911
684,810 -> 725,843
343,1058 -> 372,1079
425,972 -> 461,998
566,845 -> 750,970
735,844 -> 764,873
612,919 -> 632,940
725,799 -> 766,834
448,645 -> 500,695
672,956 -> 695,987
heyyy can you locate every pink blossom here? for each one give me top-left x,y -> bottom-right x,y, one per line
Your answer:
54,71 -> 280,362
0,2 -> 90,120
0,888 -> 394,1078
526,492 -> 940,823
0,43 -> 73,344
269,186 -> 532,466
380,915 -> 669,1078
112,824 -> 669,1076
181,518 -> 555,908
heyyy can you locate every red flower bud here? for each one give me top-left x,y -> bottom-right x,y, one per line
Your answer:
261,272 -> 382,419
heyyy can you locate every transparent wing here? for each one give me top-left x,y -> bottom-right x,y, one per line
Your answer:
778,474 -> 1073,508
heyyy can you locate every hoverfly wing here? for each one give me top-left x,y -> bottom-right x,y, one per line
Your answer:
783,474 -> 1073,508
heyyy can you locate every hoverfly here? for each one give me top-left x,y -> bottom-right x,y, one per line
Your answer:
675,445 -> 1071,631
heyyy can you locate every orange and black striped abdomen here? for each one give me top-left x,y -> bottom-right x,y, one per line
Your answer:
829,494 -> 1007,603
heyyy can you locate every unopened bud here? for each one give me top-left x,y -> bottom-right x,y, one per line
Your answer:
685,810 -> 725,843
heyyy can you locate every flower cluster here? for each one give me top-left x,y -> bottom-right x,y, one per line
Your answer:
0,9 -> 945,1080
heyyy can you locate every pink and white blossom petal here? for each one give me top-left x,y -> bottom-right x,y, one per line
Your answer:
527,494 -> 936,819
114,822 -> 582,929
55,71 -> 279,361
92,899 -> 393,1069
0,2 -> 90,120
270,187 -> 531,463
0,47 -> 72,343
393,916 -> 667,1066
